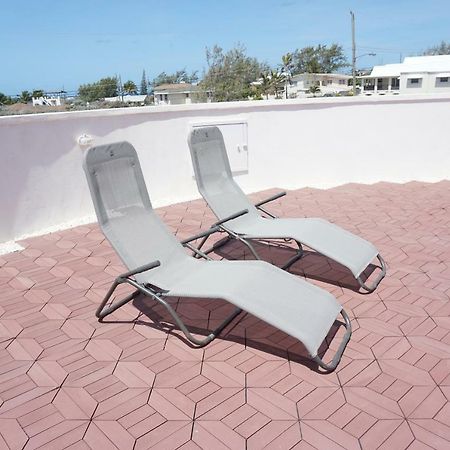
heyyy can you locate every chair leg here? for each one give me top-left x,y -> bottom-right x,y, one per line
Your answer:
356,255 -> 387,293
236,236 -> 304,270
96,278 -> 141,320
281,241 -> 304,270
312,309 -> 352,372
122,281 -> 243,347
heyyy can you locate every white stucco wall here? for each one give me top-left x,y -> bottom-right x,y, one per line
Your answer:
400,73 -> 450,94
1,94 -> 449,247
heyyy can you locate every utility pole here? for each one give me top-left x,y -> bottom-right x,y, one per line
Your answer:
350,10 -> 356,95
118,75 -> 124,102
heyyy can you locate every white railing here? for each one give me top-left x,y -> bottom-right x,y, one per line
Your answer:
0,93 -> 449,250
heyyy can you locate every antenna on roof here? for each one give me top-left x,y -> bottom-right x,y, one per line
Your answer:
350,11 -> 357,95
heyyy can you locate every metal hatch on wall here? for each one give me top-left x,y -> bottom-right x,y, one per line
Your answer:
190,120 -> 248,175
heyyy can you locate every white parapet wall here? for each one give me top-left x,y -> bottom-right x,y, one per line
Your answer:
1,94 -> 450,248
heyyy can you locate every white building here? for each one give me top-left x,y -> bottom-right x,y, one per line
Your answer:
153,83 -> 210,105
32,96 -> 63,106
104,95 -> 148,105
288,73 -> 352,97
360,55 -> 450,95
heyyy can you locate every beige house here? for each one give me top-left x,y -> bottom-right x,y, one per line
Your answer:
153,83 -> 210,105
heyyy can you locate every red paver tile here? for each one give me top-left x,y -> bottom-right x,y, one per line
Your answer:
85,339 -> 122,361
28,361 -> 67,387
378,359 -> 435,386
359,419 -> 404,449
247,388 -> 298,420
41,303 -> 71,320
196,388 -> 244,420
113,362 -> 155,388
198,420 -> 246,448
148,389 -> 195,420
53,387 -> 97,419
24,419 -> 89,450
192,421 -> 232,450
201,361 -> 245,387
0,418 -> 28,450
85,421 -> 135,450
6,338 -> 42,361
135,420 -> 191,450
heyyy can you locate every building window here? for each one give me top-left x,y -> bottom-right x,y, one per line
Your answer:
159,94 -> 163,100
439,77 -> 449,83
185,93 -> 190,98
164,94 -> 168,101
409,78 -> 420,84
327,80 -> 332,85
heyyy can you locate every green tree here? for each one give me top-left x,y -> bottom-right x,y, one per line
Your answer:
140,70 -> 148,95
20,90 -> 32,103
423,41 -> 450,55
78,77 -> 118,102
32,89 -> 44,98
292,44 -> 348,74
201,44 -> 269,102
0,92 -> 14,105
151,69 -> 198,86
123,80 -> 137,95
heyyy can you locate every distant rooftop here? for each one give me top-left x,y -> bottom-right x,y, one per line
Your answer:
370,54 -> 450,78
292,73 -> 352,79
153,83 -> 200,93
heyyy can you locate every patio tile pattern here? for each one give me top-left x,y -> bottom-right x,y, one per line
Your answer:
0,180 -> 449,449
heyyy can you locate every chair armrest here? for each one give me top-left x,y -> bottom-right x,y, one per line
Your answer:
180,209 -> 249,245
180,227 -> 221,245
119,260 -> 161,280
254,191 -> 286,207
214,209 -> 249,226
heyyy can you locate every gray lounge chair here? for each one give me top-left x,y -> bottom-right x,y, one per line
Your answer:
82,141 -> 351,371
188,126 -> 386,293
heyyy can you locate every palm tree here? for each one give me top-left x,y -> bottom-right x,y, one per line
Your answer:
259,72 -> 273,100
308,85 -> 321,97
123,80 -> 137,95
19,91 -> 32,104
270,70 -> 286,99
281,53 -> 293,99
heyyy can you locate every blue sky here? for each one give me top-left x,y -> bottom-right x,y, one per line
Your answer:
1,0 -> 449,95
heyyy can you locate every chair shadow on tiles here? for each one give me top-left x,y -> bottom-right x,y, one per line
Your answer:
120,292 -> 346,373
214,238 -> 378,294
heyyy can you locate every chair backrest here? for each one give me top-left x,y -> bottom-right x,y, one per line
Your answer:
188,126 -> 259,224
83,141 -> 186,271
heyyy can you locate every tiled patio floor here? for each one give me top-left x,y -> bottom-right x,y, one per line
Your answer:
1,181 -> 450,449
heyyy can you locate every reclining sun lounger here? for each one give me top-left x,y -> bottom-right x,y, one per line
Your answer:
188,126 -> 386,293
82,141 -> 351,371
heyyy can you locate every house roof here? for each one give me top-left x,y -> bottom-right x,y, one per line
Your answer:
153,83 -> 200,94
370,63 -> 404,78
368,55 -> 450,78
292,73 -> 351,80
